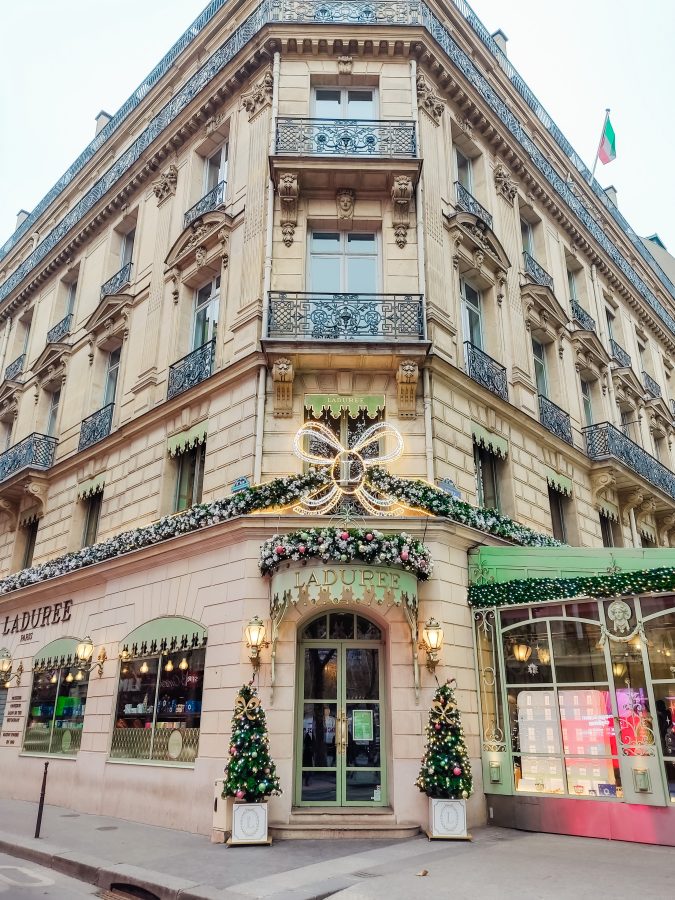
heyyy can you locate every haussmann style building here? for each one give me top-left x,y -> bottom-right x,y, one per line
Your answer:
0,0 -> 674,846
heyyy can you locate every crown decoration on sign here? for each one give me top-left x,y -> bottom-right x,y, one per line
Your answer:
292,421 -> 406,516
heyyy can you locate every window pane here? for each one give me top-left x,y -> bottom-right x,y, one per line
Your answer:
346,90 -> 374,118
304,648 -> 337,699
111,657 -> 159,760
153,648 -> 205,763
550,621 -> 606,682
51,667 -> 88,756
315,89 -> 341,117
504,622 -> 552,684
356,616 -> 381,640
565,757 -> 621,799
510,687 -> 564,795
346,256 -> 377,293
310,256 -> 341,292
520,219 -> 532,254
121,228 -> 135,266
311,232 -> 340,251
175,450 -> 197,512
329,613 -> 355,640
24,671 -> 59,753
303,616 -> 328,639
82,494 -> 102,547
205,150 -> 222,191
548,488 -> 566,543
47,391 -> 60,436
347,233 -> 376,253
345,648 -> 379,700
456,150 -> 471,189
466,305 -> 482,348
558,687 -> 615,756
645,611 -> 675,679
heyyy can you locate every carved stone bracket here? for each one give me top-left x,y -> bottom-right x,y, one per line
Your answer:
278,173 -> 300,247
635,496 -> 657,530
493,163 -> 518,203
337,56 -> 353,75
218,228 -> 229,268
590,470 -> 616,510
336,188 -> 355,226
396,360 -> 419,418
0,498 -> 18,531
152,165 -> 178,205
416,73 -> 444,125
391,176 -> 414,249
241,68 -> 273,121
24,478 -> 49,519
620,488 -> 645,525
272,358 -> 294,417
657,513 -> 675,547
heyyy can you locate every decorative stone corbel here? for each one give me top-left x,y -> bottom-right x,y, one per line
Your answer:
657,513 -> 675,547
24,479 -> 48,518
241,68 -> 273,121
457,117 -> 474,139
337,56 -> 353,75
278,173 -> 299,247
336,188 -> 355,225
496,271 -> 507,306
416,73 -> 444,125
0,498 -> 18,531
218,228 -> 230,268
396,360 -> 419,418
635,496 -> 657,530
87,335 -> 95,366
620,488 -> 644,525
590,471 -> 616,509
152,164 -> 178,205
195,246 -> 208,268
451,235 -> 463,270
205,113 -> 225,137
493,163 -> 518,203
168,267 -> 181,304
391,176 -> 413,249
272,358 -> 294,417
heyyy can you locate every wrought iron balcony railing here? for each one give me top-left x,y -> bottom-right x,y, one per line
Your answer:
183,180 -> 226,229
609,338 -> 631,368
100,262 -> 132,300
0,433 -> 57,483
464,341 -> 508,402
584,421 -> 675,501
523,252 -> 554,292
642,371 -> 661,398
538,394 -> 573,445
267,292 -> 424,341
167,340 -> 215,400
4,354 -> 25,381
78,403 -> 114,451
570,299 -> 596,332
454,182 -> 493,230
275,118 -> 417,157
47,313 -> 74,344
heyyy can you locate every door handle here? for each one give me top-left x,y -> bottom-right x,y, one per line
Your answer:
338,712 -> 347,755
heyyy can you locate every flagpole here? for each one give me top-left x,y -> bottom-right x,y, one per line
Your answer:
590,108 -> 610,183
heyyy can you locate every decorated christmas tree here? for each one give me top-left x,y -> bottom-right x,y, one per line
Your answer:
416,679 -> 473,800
223,683 -> 281,802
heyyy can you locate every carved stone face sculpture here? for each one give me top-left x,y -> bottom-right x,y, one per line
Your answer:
336,189 -> 355,219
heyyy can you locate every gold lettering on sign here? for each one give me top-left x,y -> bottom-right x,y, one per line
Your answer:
361,571 -> 374,586
324,570 -> 337,587
341,568 -> 356,586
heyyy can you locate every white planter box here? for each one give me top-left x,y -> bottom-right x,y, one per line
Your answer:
229,801 -> 270,845
427,797 -> 470,840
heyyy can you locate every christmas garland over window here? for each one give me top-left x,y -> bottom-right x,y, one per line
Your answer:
469,565 -> 675,609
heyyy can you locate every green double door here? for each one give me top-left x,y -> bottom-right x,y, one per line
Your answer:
296,613 -> 386,806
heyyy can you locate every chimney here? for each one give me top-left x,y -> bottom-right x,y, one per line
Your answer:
95,110 -> 113,136
15,209 -> 30,229
604,185 -> 618,206
491,29 -> 508,55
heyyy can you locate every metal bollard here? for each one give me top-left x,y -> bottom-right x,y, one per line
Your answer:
34,761 -> 49,839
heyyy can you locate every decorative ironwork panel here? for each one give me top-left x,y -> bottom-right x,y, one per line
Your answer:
167,340 -> 215,400
110,726 -> 152,760
267,292 -> 424,340
0,433 -> 57,483
78,404 -> 114,451
584,422 -> 675,501
464,342 -> 508,401
183,180 -> 226,228
271,0 -> 420,23
4,354 -> 25,381
151,726 -> 200,763
538,394 -> 573,445
642,371 -> 661,398
100,262 -> 132,300
454,182 -> 493,229
523,252 -> 554,291
610,338 -> 631,368
275,118 -> 416,157
47,313 -> 74,344
571,300 -> 596,332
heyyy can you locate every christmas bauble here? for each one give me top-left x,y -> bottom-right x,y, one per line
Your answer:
235,789 -> 245,799
340,531 -> 349,541
453,766 -> 461,776
400,550 -> 409,561
461,790 -> 468,799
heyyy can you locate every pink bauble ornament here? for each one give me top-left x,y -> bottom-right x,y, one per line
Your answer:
365,533 -> 373,541
229,746 -> 237,755
434,723 -> 441,731
400,550 -> 409,561
453,766 -> 462,776
298,545 -> 306,554
235,789 -> 245,799
340,531 -> 349,541
275,546 -> 284,555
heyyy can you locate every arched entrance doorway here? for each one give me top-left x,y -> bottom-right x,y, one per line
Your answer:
295,610 -> 386,807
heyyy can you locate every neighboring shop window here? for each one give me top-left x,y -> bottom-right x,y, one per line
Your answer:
174,443 -> 206,512
24,642 -> 89,756
111,621 -> 207,765
643,603 -> 675,803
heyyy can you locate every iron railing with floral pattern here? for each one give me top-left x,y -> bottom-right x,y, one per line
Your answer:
78,404 -> 114,451
584,421 -> 675,502
4,354 -> 25,382
538,394 -> 573,445
183,181 -> 226,229
642,371 -> 661,399
167,340 -> 215,400
0,433 -> 57,483
47,314 -> 74,344
523,252 -> 554,292
464,341 -> 508,402
100,262 -> 132,300
267,291 -> 425,340
571,299 -> 596,333
610,338 -> 631,368
454,182 -> 493,229
275,118 -> 417,157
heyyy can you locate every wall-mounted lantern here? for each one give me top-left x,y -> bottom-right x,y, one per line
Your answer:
420,618 -> 444,673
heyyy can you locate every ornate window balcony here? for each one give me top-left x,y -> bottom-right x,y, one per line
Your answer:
538,394 -> 573,445
4,354 -> 25,382
266,292 -> 424,342
454,182 -> 493,230
100,262 -> 132,300
570,300 -> 596,333
0,433 -> 57,484
584,421 -> 675,502
464,342 -> 508,402
183,180 -> 226,229
275,118 -> 416,158
610,338 -> 631,368
167,340 -> 215,400
523,252 -> 554,292
78,404 -> 114,451
47,313 -> 74,344
643,371 -> 661,398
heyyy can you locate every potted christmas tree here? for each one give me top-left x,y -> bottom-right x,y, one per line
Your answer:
223,682 -> 281,845
416,678 -> 473,839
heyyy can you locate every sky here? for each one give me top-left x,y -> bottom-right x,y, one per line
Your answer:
1,0 -> 673,257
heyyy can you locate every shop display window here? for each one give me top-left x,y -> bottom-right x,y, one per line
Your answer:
503,621 -> 552,685
549,621 -> 606,683
24,666 -> 89,756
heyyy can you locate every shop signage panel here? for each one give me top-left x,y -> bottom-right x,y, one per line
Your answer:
2,600 -> 73,636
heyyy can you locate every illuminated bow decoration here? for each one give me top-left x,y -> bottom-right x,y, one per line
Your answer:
235,694 -> 261,720
430,696 -> 456,726
293,420 -> 406,516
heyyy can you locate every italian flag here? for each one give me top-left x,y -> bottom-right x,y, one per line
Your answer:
598,114 -> 616,164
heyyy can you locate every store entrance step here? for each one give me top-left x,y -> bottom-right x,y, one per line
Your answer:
269,807 -> 421,839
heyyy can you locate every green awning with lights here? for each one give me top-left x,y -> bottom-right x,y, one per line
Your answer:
304,394 -> 385,418
120,616 -> 207,654
545,466 -> 572,496
77,474 -> 105,500
34,637 -> 80,668
167,422 -> 208,457
471,423 -> 508,458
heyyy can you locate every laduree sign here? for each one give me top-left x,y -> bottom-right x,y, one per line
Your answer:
2,600 -> 73,636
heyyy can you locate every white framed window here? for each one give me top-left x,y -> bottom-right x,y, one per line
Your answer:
309,232 -> 379,294
194,277 -> 220,349
461,279 -> 482,350
567,269 -> 578,302
104,348 -> 121,407
175,443 -> 206,512
120,227 -> 135,267
474,444 -> 500,510
455,147 -> 472,191
520,218 -> 533,255
66,280 -> 78,316
46,390 -> 61,437
313,87 -> 377,120
532,338 -> 548,397
82,493 -> 102,548
605,308 -> 615,339
580,380 -> 593,428
204,145 -> 228,193
548,487 -> 567,543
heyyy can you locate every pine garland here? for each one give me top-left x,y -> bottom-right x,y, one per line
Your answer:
222,683 -> 281,802
416,680 -> 473,800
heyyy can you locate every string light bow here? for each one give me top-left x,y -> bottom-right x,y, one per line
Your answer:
235,693 -> 261,719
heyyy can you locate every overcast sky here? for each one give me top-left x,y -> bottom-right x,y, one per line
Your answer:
1,0 -> 673,258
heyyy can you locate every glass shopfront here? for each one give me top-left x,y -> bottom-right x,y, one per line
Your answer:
474,594 -> 675,806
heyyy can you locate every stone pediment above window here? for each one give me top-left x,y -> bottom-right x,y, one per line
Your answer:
84,294 -> 133,346
522,281 -> 570,340
444,212 -> 510,285
612,366 -> 646,408
32,343 -> 72,388
164,211 -> 232,276
645,397 -> 672,436
0,383 -> 20,420
572,331 -> 610,379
